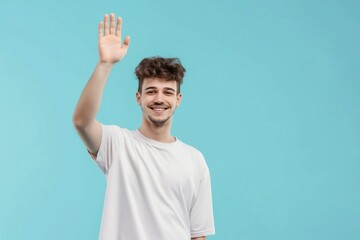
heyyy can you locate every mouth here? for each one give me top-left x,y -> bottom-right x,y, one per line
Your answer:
149,106 -> 169,113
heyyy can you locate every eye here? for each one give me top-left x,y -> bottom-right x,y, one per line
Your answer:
146,90 -> 155,95
164,91 -> 174,96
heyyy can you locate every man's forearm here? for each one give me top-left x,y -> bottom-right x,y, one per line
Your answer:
72,62 -> 113,126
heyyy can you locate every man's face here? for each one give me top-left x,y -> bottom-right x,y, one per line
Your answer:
136,77 -> 182,127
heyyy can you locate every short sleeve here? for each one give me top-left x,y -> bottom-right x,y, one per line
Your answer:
88,124 -> 122,176
190,165 -> 216,238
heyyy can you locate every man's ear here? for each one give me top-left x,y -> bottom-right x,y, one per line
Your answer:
136,92 -> 141,105
176,92 -> 182,107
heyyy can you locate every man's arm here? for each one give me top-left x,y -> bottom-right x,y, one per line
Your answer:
191,237 -> 206,240
72,13 -> 130,155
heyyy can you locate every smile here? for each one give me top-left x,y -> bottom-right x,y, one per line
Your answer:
149,106 -> 169,113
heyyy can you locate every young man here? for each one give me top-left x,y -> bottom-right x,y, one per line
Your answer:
73,13 -> 215,240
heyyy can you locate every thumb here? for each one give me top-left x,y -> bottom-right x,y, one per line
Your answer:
123,36 -> 130,48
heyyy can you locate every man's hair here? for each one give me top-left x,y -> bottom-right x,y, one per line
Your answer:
135,57 -> 186,94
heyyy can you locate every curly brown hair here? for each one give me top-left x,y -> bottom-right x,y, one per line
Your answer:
135,57 -> 186,94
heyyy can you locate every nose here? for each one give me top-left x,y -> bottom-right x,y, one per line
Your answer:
153,92 -> 164,103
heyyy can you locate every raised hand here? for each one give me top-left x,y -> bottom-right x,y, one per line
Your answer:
98,13 -> 130,64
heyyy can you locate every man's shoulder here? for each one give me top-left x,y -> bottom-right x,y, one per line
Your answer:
101,124 -> 131,133
178,141 -> 210,177
178,140 -> 205,160
100,124 -> 134,140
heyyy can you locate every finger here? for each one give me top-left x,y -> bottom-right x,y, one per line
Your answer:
123,36 -> 130,48
116,17 -> 122,39
98,21 -> 103,39
104,14 -> 109,36
110,13 -> 115,35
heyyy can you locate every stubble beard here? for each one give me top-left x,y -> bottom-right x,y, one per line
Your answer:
148,115 -> 172,127
145,106 -> 176,127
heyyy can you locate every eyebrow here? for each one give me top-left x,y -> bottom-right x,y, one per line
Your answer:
144,86 -> 176,92
164,87 -> 176,92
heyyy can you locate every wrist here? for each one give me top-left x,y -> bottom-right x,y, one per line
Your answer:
97,61 -> 114,71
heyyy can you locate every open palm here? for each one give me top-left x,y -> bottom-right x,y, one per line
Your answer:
98,13 -> 130,64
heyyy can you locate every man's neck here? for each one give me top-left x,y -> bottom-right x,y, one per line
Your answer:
139,119 -> 175,143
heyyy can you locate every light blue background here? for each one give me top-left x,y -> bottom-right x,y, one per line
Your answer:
1,0 -> 359,239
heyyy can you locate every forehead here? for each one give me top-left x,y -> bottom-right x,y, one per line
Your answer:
142,77 -> 177,90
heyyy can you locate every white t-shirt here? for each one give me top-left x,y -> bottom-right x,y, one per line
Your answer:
89,124 -> 215,240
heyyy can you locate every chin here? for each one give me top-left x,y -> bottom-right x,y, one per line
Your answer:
148,116 -> 171,126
